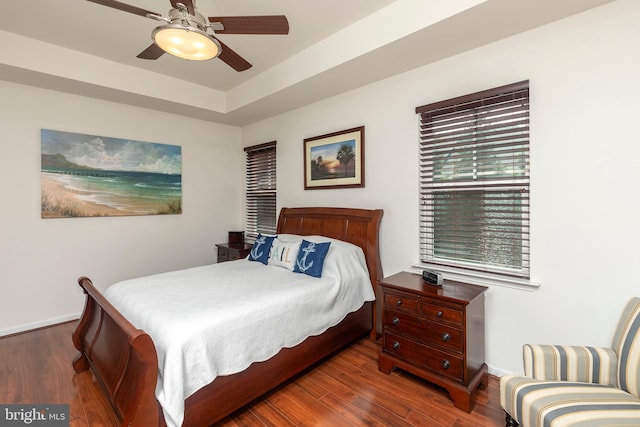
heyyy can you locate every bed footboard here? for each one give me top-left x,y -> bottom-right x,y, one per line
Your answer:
72,276 -> 162,427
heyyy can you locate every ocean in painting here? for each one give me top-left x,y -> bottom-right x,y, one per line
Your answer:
42,168 -> 181,215
41,129 -> 182,218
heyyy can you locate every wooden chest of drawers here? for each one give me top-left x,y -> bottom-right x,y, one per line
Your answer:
378,271 -> 488,412
215,243 -> 252,263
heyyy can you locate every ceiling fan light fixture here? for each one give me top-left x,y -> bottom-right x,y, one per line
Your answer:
152,24 -> 221,61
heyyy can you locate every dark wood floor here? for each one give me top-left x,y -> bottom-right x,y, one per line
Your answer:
0,321 -> 505,426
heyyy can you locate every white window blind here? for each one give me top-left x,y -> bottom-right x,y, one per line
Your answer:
245,141 -> 276,241
417,81 -> 530,278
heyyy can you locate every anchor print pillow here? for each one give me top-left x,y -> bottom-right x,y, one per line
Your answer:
293,239 -> 331,278
247,234 -> 276,265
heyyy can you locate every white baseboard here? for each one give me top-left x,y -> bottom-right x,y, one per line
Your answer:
0,312 -> 81,337
488,365 -> 518,377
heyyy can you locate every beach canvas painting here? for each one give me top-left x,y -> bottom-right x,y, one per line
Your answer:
41,129 -> 182,218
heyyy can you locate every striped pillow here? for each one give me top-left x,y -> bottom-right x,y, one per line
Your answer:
523,344 -> 617,386
611,297 -> 640,398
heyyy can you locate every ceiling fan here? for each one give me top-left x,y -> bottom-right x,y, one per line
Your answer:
86,0 -> 289,71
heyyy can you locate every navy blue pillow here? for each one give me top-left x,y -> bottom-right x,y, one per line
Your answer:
293,240 -> 331,278
248,234 -> 275,265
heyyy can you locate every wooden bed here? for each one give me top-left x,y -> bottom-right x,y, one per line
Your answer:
72,206 -> 383,426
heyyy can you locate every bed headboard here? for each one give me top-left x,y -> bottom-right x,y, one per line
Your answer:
276,207 -> 383,288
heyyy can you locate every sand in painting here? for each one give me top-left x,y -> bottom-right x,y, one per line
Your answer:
41,174 -> 137,218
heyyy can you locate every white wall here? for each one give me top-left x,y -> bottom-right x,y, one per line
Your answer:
0,82 -> 242,335
242,0 -> 640,374
2,0 -> 637,376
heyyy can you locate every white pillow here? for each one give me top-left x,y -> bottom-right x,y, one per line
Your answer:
271,234 -> 373,299
268,238 -> 301,271
273,233 -> 301,243
275,234 -> 370,278
277,234 -> 361,250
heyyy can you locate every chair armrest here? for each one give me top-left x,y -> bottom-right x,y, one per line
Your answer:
523,344 -> 617,386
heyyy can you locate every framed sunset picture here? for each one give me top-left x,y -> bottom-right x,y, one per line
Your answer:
303,126 -> 364,190
41,129 -> 182,218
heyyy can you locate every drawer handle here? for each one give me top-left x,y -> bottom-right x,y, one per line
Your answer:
436,310 -> 443,318
392,341 -> 400,350
396,300 -> 403,307
442,359 -> 450,370
392,317 -> 400,326
441,332 -> 451,342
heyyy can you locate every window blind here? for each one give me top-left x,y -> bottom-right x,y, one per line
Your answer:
416,81 -> 530,278
245,141 -> 277,241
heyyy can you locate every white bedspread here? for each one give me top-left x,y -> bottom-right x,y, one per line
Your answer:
104,239 -> 374,427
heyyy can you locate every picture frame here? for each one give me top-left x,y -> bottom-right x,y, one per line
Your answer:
304,126 -> 364,190
41,129 -> 182,218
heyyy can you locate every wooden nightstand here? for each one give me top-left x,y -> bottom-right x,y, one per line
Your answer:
215,242 -> 252,263
378,271 -> 488,412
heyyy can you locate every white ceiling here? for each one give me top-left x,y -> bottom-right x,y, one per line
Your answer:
0,0 -> 615,125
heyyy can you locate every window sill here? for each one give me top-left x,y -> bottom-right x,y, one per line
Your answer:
410,263 -> 540,291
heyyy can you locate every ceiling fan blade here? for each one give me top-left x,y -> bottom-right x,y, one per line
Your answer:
86,0 -> 159,18
170,0 -> 195,16
137,44 -> 165,60
215,39 -> 252,71
209,16 -> 289,34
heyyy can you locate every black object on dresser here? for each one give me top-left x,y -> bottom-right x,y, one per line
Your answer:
378,271 -> 488,412
215,242 -> 252,263
228,231 -> 245,244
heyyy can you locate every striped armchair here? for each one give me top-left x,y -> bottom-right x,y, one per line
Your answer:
500,297 -> 640,427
